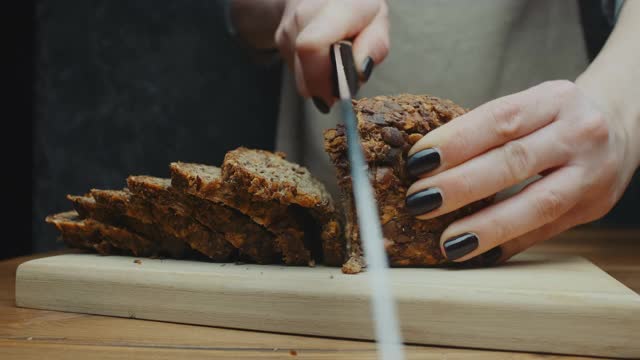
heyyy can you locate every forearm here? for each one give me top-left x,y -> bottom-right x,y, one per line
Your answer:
230,0 -> 286,49
576,0 -> 640,169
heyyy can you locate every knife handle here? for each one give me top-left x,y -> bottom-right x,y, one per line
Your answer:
330,41 -> 360,98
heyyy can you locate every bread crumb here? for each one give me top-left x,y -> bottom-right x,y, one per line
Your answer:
289,349 -> 297,356
133,259 -> 142,265
341,256 -> 364,274
329,275 -> 334,279
27,337 -> 33,341
273,347 -> 279,351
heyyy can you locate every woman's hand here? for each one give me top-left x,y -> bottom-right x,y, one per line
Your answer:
406,0 -> 640,264
405,80 -> 639,263
275,0 -> 389,112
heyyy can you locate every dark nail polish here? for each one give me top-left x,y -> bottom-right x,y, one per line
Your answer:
362,56 -> 374,81
443,233 -> 479,261
405,188 -> 442,216
312,97 -> 330,114
407,148 -> 440,178
480,246 -> 502,265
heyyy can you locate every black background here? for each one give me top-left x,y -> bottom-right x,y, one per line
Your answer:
4,2 -> 35,259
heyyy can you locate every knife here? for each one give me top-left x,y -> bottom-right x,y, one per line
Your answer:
330,41 -> 406,360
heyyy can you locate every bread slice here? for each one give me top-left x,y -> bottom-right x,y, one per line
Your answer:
68,193 -> 191,258
324,94 -> 492,273
170,162 -> 314,265
127,175 -> 278,264
222,148 -> 344,266
222,148 -> 334,208
89,188 -> 234,261
46,211 -> 148,256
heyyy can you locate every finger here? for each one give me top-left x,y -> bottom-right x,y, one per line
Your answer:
498,207 -> 584,263
498,193 -> 606,263
352,3 -> 390,81
439,165 -> 584,262
406,119 -> 571,219
293,55 -> 309,97
407,80 -> 578,177
296,0 -> 381,48
274,0 -> 297,68
275,17 -> 295,70
296,0 -> 381,102
275,0 -> 323,71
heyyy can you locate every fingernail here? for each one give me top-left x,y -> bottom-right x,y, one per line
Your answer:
312,97 -> 330,114
443,232 -> 479,261
362,56 -> 374,81
405,187 -> 442,216
480,246 -> 502,265
407,148 -> 440,178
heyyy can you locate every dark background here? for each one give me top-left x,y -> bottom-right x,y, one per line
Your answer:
3,0 -> 637,260
29,0 -> 282,256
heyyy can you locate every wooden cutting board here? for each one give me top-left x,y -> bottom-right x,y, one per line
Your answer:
15,252 -> 640,358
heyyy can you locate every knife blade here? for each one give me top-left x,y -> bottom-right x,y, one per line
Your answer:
330,41 -> 406,360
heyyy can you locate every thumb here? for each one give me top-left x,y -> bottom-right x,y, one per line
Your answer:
295,0 -> 382,103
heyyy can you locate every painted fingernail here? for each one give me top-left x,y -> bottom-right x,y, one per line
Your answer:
443,232 -> 478,261
407,148 -> 440,178
312,97 -> 330,114
405,188 -> 442,216
480,246 -> 502,265
362,56 -> 374,81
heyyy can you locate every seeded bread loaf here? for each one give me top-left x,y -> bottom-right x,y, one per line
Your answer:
324,94 -> 491,273
127,175 -> 278,264
46,211 -> 145,256
48,148 -> 343,267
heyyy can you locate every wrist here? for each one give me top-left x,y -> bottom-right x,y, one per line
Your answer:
576,73 -> 640,171
576,0 -> 640,171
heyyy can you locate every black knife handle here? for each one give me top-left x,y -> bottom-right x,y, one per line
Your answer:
331,41 -> 359,98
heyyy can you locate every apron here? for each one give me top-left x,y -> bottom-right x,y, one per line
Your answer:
276,0 -> 589,198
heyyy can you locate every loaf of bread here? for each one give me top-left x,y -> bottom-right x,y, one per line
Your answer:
48,148 -> 342,266
324,94 -> 492,273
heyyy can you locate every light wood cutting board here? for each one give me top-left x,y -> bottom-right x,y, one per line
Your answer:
15,252 -> 640,358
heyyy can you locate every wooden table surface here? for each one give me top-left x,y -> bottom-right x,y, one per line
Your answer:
1,228 -> 638,359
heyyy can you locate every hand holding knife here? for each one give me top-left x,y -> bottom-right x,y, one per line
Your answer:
330,41 -> 406,360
